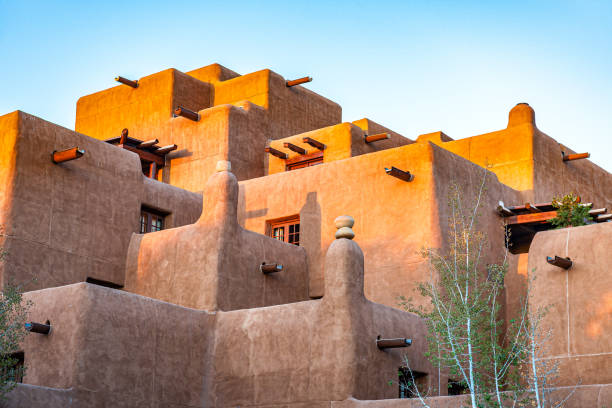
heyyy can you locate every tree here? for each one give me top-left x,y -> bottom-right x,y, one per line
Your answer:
0,243 -> 31,398
400,173 -> 573,407
550,193 -> 592,229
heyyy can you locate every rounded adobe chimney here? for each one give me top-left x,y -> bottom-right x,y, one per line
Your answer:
507,102 -> 536,128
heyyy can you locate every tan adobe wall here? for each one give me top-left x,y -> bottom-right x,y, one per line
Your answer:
240,141 -> 522,305
417,103 -> 612,209
266,121 -> 413,175
21,283 -> 214,407
528,222 -> 612,387
0,111 -> 201,291
17,217 -> 434,407
125,163 -> 310,311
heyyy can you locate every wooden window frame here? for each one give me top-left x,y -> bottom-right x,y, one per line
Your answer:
267,215 -> 300,246
285,151 -> 323,171
140,207 -> 169,234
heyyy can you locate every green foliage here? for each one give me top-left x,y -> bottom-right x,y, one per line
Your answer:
550,193 -> 592,228
399,175 -> 568,408
0,244 -> 31,398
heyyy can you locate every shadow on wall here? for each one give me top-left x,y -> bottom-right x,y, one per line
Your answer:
301,191 -> 322,298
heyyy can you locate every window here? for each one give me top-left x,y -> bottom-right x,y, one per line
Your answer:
268,216 -> 300,245
448,379 -> 469,396
140,207 -> 167,233
2,352 -> 24,383
286,151 -> 323,171
398,368 -> 427,398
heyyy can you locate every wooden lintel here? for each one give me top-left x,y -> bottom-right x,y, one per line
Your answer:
283,142 -> 307,155
302,137 -> 326,150
155,144 -> 178,155
505,210 -> 558,225
546,256 -> 572,269
174,106 -> 199,121
377,338 -> 412,349
52,147 -> 85,164
260,262 -> 283,274
121,145 -> 165,166
563,152 -> 590,162
265,147 -> 288,159
115,76 -> 139,88
365,133 -> 390,143
286,76 -> 312,87
139,139 -> 159,148
385,166 -> 414,182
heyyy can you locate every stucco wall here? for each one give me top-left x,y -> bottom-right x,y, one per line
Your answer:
528,222 -> 612,387
125,165 -> 310,310
240,141 -> 521,306
0,111 -> 202,291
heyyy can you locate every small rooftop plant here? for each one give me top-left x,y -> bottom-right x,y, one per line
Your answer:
550,193 -> 592,229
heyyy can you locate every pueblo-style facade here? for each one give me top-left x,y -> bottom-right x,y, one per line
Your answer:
1,63 -> 611,407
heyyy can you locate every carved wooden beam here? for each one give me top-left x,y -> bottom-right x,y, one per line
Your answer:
119,128 -> 129,145
546,256 -> 572,269
174,106 -> 199,121
25,322 -> 51,335
121,145 -> 165,166
365,133 -> 390,143
377,337 -> 412,349
115,76 -> 138,88
597,214 -> 612,222
286,76 -> 312,87
496,201 -> 515,216
265,147 -> 288,159
563,152 -> 590,162
385,166 -> 414,182
283,142 -> 306,155
260,262 -> 283,274
302,137 -> 326,151
525,202 -> 542,213
52,147 -> 85,164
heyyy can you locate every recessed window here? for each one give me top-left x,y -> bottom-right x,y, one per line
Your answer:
2,352 -> 24,383
268,216 -> 300,245
448,379 -> 469,396
286,152 -> 323,171
399,368 -> 427,398
140,207 -> 168,233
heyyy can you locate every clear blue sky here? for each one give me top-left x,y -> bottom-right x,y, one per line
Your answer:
1,0 -> 611,171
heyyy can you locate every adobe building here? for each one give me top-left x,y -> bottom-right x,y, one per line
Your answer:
0,63 -> 611,407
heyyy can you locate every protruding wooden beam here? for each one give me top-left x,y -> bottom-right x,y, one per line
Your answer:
265,147 -> 288,159
119,128 -> 129,145
138,139 -> 159,148
115,76 -> 138,88
260,262 -> 283,274
377,337 -> 412,349
525,203 -> 542,213
496,201 -> 515,216
174,106 -> 199,121
52,147 -> 85,164
596,214 -> 612,222
365,133 -> 390,143
283,142 -> 307,155
385,166 -> 414,182
563,152 -> 590,162
546,256 -> 572,270
302,137 -> 326,151
589,208 -> 607,216
25,322 -> 51,335
286,76 -> 312,87
155,144 -> 178,155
